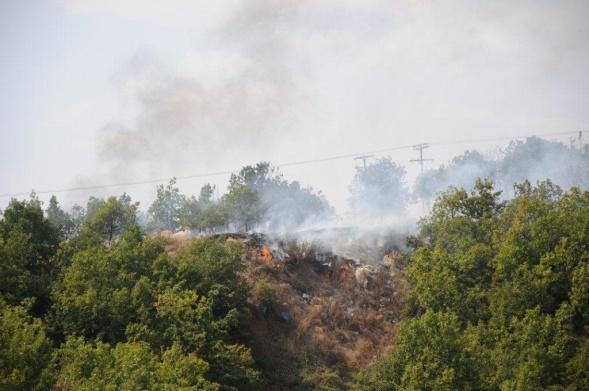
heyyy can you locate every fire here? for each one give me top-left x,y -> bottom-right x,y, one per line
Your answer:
261,245 -> 273,263
338,260 -> 351,283
340,260 -> 352,271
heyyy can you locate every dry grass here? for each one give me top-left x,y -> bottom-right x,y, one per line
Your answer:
239,236 -> 403,377
158,232 -> 406,389
156,230 -> 195,257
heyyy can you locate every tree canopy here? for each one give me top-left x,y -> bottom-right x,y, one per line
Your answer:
359,179 -> 589,390
0,192 -> 260,390
349,157 -> 409,218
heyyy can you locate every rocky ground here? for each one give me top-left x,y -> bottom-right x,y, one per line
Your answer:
160,231 -> 408,389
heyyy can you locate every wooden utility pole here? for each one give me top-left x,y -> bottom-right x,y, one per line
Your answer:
570,131 -> 584,149
354,155 -> 374,169
410,143 -> 433,174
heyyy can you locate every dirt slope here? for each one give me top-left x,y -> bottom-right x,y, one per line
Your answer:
162,232 -> 407,389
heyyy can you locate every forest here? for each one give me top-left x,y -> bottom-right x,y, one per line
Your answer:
1,138 -> 588,390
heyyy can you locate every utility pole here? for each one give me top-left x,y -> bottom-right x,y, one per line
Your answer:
354,155 -> 374,169
410,143 -> 433,174
570,131 -> 584,150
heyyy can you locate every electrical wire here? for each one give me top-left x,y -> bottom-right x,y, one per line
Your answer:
0,129 -> 583,199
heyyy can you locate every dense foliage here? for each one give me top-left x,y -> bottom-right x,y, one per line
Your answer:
0,196 -> 60,315
145,163 -> 332,233
2,155 -> 589,390
0,196 -> 259,390
224,162 -> 333,231
357,179 -> 589,390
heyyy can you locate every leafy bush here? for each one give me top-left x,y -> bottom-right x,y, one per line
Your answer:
0,197 -> 259,390
0,302 -> 53,391
360,180 -> 589,390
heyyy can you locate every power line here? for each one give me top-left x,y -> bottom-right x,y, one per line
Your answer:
0,129 -> 582,199
428,130 -> 580,147
410,143 -> 434,174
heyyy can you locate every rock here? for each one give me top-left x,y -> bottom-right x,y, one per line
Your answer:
355,267 -> 371,289
302,293 -> 311,304
382,250 -> 403,277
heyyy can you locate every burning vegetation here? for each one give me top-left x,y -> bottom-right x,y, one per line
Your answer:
160,230 -> 408,389
1,143 -> 589,390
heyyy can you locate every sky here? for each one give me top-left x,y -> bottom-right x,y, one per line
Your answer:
1,0 -> 588,213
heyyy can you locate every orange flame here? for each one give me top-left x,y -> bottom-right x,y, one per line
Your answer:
261,245 -> 273,263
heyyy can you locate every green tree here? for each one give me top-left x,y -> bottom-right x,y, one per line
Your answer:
406,179 -> 502,322
148,178 -> 188,232
357,311 -> 477,390
0,302 -> 53,391
50,337 -> 218,390
365,181 -> 589,390
498,137 -> 589,196
414,150 -> 495,204
50,226 -> 157,342
85,196 -> 104,219
198,183 -> 216,207
349,157 -> 409,217
177,195 -> 201,230
197,203 -> 226,233
228,162 -> 282,191
84,194 -> 138,244
0,197 -> 59,313
144,289 -> 258,390
177,184 -> 222,231
165,237 -> 248,317
484,306 -> 573,390
227,162 -> 332,230
566,340 -> 589,390
50,231 -> 259,389
46,195 -> 75,239
222,185 -> 264,232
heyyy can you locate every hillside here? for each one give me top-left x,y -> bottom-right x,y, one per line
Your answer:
1,179 -> 588,390
161,232 -> 407,389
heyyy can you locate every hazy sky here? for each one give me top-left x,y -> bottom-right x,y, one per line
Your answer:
1,0 -> 588,212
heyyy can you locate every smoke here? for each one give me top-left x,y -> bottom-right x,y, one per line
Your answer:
257,181 -> 334,234
42,1 -> 589,263
96,0 -> 304,185
497,137 -> 589,197
415,137 -> 589,202
415,150 -> 495,202
68,0 -> 589,211
348,157 -> 410,221
284,137 -> 589,264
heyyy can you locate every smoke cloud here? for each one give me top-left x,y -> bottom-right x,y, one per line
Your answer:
415,137 -> 589,202
97,0 -> 304,185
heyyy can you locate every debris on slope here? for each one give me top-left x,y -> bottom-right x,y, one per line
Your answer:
239,234 -> 407,388
158,230 -> 408,389
294,226 -> 408,265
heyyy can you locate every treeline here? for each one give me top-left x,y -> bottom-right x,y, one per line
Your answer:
34,137 -> 589,234
0,162 -> 334,390
4,179 -> 587,390
43,162 -> 332,237
356,180 -> 589,390
349,137 -> 589,219
1,193 -> 260,390
2,141 -> 589,390
348,136 -> 588,219
415,136 -> 589,203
